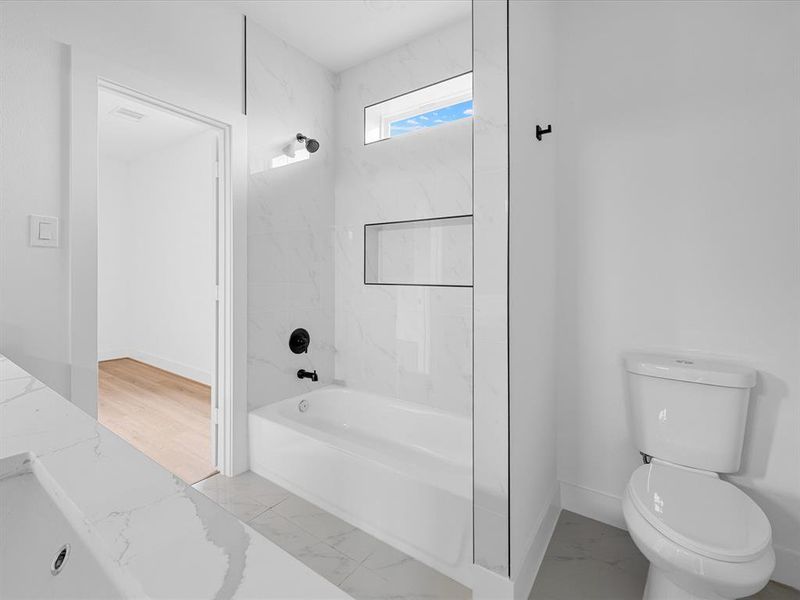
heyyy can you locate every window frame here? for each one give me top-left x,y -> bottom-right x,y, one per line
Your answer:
364,71 -> 473,145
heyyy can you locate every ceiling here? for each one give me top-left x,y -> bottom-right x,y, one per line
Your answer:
229,0 -> 471,73
98,90 -> 213,162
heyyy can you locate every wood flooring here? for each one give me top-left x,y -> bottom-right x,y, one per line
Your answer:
98,358 -> 217,485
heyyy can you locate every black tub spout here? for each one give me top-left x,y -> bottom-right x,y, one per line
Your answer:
297,369 -> 318,382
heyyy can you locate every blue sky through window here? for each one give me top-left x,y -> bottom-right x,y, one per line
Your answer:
389,99 -> 473,137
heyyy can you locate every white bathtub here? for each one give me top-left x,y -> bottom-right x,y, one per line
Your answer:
248,386 -> 473,585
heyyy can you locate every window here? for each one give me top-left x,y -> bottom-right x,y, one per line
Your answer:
364,72 -> 473,144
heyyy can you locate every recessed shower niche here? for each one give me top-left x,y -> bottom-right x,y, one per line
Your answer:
364,215 -> 472,287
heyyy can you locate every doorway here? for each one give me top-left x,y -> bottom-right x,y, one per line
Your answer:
96,85 -> 223,484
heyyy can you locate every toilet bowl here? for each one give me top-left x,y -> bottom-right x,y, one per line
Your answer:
623,461 -> 774,600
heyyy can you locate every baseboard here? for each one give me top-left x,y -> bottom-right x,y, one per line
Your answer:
512,485 -> 561,599
127,351 -> 212,386
98,349 -> 130,362
559,480 -> 626,530
773,544 -> 800,590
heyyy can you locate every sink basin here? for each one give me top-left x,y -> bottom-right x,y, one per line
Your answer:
0,453 -> 138,599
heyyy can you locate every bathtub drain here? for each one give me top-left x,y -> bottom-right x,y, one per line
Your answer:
51,544 -> 70,576
298,399 -> 309,413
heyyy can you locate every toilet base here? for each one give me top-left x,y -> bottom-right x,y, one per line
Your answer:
644,565 -> 727,600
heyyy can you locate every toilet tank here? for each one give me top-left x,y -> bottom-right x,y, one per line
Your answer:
624,353 -> 757,473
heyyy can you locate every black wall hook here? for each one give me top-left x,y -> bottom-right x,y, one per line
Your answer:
536,124 -> 552,141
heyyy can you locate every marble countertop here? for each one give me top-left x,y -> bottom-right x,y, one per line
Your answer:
0,354 -> 351,599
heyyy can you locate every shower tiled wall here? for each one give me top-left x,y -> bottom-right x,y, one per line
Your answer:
334,20 -> 473,416
246,17 -> 473,417
247,21 -> 337,410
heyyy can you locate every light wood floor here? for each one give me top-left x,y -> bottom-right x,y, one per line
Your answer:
98,358 -> 217,485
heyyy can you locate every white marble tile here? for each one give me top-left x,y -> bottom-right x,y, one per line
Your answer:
193,471 -> 290,521
248,510 -> 320,554
325,527 -> 384,564
295,542 -> 361,586
333,19 -> 473,417
358,540 -> 471,600
272,495 -> 357,540
340,566 -> 396,600
246,19 -> 336,413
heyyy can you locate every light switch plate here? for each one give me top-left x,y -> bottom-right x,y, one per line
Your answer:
29,215 -> 59,248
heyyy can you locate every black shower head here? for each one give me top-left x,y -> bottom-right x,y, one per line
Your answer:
296,133 -> 320,153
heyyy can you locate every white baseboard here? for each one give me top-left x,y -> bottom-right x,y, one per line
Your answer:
512,485 -> 561,599
100,350 -> 212,386
773,544 -> 800,590
559,480 -> 626,530
130,351 -> 212,385
98,348 -> 130,362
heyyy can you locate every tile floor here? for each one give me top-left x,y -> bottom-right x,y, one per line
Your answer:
192,471 -> 470,599
194,472 -> 799,600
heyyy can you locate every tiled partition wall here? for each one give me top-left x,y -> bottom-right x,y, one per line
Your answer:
246,20 -> 337,411
473,0 -> 511,578
333,20 -> 473,416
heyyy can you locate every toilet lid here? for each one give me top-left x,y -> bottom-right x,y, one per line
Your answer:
627,463 -> 771,562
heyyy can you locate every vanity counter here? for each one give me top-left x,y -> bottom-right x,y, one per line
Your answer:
0,355 -> 351,599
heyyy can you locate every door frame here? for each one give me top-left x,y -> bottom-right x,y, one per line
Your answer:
69,49 -> 248,475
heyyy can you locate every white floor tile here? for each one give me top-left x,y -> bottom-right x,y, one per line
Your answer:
273,494 -> 358,540
295,542 -> 361,586
326,527 -> 384,563
248,510 -> 320,554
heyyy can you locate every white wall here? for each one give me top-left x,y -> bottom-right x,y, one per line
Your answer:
334,19 -> 473,416
98,132 -> 217,384
0,8 -> 71,396
0,0 -> 244,399
508,0 -> 559,589
555,1 -> 800,588
246,19 -> 337,410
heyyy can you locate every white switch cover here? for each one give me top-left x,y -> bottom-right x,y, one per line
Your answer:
29,215 -> 59,248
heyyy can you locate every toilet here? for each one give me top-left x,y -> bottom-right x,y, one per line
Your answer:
623,353 -> 775,600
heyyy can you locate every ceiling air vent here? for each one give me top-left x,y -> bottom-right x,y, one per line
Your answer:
111,106 -> 146,122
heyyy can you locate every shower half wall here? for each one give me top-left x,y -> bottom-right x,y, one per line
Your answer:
245,16 -> 473,585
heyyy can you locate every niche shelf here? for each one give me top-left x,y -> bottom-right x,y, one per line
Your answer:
364,215 -> 473,287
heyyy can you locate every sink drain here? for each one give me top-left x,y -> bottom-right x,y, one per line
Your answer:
51,544 -> 70,576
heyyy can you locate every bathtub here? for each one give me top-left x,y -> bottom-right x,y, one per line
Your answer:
248,385 -> 473,585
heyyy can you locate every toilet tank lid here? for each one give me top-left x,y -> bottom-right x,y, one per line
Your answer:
624,353 -> 756,389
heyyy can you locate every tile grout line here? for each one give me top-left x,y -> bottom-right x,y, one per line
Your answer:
244,493 -> 391,588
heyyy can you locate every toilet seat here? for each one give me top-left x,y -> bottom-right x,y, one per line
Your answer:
627,463 -> 771,562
